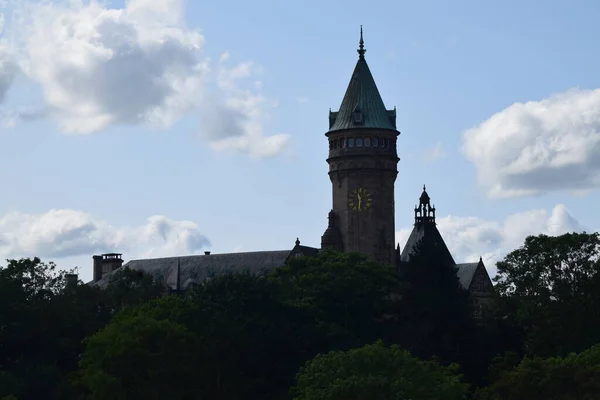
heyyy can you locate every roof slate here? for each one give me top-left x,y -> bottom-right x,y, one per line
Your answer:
400,222 -> 456,266
455,262 -> 479,290
92,250 -> 295,290
328,55 -> 396,132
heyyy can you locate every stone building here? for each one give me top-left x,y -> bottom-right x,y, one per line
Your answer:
89,29 -> 495,311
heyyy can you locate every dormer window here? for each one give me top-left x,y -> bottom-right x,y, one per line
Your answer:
353,109 -> 364,125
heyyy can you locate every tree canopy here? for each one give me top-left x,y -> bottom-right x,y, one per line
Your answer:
3,231 -> 600,399
291,340 -> 469,400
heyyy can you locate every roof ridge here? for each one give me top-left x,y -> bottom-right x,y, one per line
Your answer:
126,249 -> 292,263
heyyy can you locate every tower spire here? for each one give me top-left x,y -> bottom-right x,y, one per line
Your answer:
414,185 -> 436,224
358,25 -> 366,59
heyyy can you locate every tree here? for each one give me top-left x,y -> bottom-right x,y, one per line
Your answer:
291,340 -> 469,400
494,232 -> 600,357
269,250 -> 402,352
0,258 -> 110,400
475,344 -> 600,400
104,266 -> 165,312
188,272 -> 318,400
78,314 -> 202,399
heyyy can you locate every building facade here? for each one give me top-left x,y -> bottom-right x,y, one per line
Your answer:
88,29 -> 495,309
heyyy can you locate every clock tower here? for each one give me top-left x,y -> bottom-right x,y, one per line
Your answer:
321,28 -> 400,265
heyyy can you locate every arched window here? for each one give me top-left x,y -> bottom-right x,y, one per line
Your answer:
348,138 -> 355,148
373,137 -> 379,147
356,137 -> 363,147
364,137 -> 371,147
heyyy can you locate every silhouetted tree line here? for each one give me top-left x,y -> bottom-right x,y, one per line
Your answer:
2,232 -> 600,399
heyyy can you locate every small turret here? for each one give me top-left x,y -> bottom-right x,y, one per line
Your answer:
414,184 -> 436,225
321,210 -> 343,251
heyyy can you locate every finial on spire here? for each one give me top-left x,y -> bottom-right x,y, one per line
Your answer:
357,25 -> 366,59
423,184 -> 426,191
295,237 -> 300,246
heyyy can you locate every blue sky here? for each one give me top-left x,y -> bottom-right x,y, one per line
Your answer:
1,0 -> 600,282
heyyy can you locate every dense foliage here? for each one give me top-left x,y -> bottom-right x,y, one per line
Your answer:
291,340 -> 469,400
1,232 -> 600,399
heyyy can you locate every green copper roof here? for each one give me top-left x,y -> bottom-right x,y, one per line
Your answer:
328,28 -> 397,133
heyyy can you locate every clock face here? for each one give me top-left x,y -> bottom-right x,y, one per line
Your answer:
348,188 -> 373,212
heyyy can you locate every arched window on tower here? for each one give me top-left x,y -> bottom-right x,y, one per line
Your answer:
373,137 -> 379,147
364,137 -> 371,147
356,137 -> 363,147
348,138 -> 355,147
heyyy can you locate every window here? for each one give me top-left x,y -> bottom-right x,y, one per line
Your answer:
342,138 -> 347,148
364,138 -> 371,147
380,138 -> 385,147
353,110 -> 364,124
356,137 -> 363,147
373,137 -> 379,147
348,138 -> 355,147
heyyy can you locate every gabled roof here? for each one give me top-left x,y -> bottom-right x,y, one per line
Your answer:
456,262 -> 479,290
92,250 -> 295,290
400,222 -> 456,266
328,29 -> 397,133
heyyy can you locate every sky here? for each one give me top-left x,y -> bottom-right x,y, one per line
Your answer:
1,0 -> 600,283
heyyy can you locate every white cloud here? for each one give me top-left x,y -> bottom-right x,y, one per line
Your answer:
462,88 -> 600,198
396,204 -> 585,277
204,53 -> 291,158
0,209 -> 210,260
422,141 -> 446,162
0,12 -> 17,104
1,0 -> 288,158
10,0 -> 204,133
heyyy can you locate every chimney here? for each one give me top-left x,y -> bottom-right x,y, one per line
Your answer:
65,273 -> 78,288
93,253 -> 124,282
93,255 -> 103,282
204,251 -> 211,255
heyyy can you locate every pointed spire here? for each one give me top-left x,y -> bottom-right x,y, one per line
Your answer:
295,237 -> 300,246
357,25 -> 366,59
328,26 -> 397,132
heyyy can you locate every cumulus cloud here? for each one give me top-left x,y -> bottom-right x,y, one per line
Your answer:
204,53 -> 291,158
11,0 -> 204,133
0,12 -> 17,103
1,0 -> 288,158
0,209 -> 210,260
396,204 -> 585,277
462,88 -> 600,198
